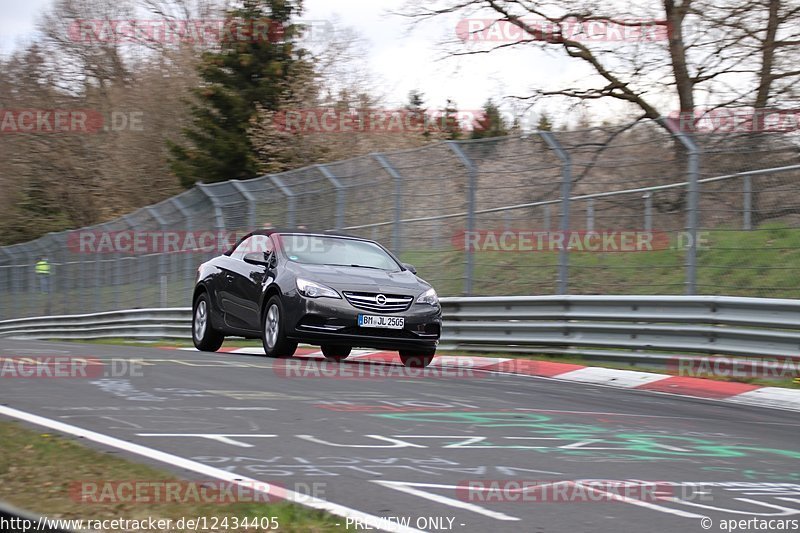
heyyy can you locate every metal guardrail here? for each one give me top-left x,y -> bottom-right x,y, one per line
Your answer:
0,308 -> 191,340
1,296 -> 799,362
440,296 -> 800,363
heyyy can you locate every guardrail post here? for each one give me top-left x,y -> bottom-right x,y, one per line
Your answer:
661,117 -> 700,295
372,153 -> 404,255
317,165 -> 346,231
540,132 -> 572,295
230,180 -> 257,229
268,175 -> 296,228
743,175 -> 752,230
447,142 -> 477,296
644,192 -> 653,231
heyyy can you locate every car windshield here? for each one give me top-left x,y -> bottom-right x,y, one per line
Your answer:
278,235 -> 400,271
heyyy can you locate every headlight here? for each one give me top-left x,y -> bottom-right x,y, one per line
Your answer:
416,287 -> 439,306
296,278 -> 341,299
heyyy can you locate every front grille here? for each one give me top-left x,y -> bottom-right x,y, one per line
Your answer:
343,292 -> 413,313
339,326 -> 418,339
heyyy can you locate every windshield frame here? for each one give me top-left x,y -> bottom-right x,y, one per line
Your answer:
274,233 -> 405,272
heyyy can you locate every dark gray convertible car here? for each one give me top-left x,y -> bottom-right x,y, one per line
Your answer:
192,230 -> 441,367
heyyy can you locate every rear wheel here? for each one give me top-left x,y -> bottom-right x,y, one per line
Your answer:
321,345 -> 351,362
193,293 -> 224,352
399,348 -> 435,368
262,295 -> 298,358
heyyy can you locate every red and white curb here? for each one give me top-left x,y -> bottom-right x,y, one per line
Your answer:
174,346 -> 800,412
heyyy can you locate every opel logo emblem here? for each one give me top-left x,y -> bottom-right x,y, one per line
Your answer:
376,294 -> 387,306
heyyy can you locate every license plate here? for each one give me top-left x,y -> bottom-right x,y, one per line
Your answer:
358,314 -> 405,329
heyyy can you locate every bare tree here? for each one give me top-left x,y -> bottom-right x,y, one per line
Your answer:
402,0 -> 799,127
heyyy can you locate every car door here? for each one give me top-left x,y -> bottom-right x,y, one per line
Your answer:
224,234 -> 274,332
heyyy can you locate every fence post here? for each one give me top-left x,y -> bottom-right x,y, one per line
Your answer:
372,153 -> 404,255
93,240 -> 103,312
0,248 -> 11,319
644,192 -> 653,231
447,142 -> 476,296
197,182 -> 229,267
544,204 -> 551,231
49,232 -> 67,315
146,207 -> 169,308
586,199 -> 595,231
317,165 -> 346,231
118,214 -> 144,310
661,117 -> 700,295
170,197 -> 194,305
540,132 -> 572,295
743,175 -> 752,230
230,180 -> 257,229
196,183 -> 227,232
22,246 -> 36,317
268,175 -> 296,228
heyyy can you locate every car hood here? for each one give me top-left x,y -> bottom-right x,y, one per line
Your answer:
291,264 -> 429,295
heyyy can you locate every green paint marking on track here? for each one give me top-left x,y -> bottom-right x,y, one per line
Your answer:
373,411 -> 800,461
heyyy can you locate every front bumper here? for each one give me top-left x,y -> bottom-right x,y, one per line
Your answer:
283,291 -> 441,351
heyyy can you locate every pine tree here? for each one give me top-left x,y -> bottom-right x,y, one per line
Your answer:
537,113 -> 553,131
168,0 -> 307,187
471,99 -> 509,139
405,89 -> 429,140
442,98 -> 463,140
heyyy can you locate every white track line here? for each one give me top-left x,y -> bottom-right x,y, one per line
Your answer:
0,405 -> 425,533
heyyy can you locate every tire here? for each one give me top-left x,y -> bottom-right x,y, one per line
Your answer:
399,348 -> 435,368
193,292 -> 224,352
321,345 -> 351,361
262,295 -> 298,358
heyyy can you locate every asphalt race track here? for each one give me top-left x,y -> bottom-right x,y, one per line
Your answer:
1,339 -> 799,533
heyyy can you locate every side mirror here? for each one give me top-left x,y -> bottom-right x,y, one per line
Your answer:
402,263 -> 417,275
244,252 -> 270,266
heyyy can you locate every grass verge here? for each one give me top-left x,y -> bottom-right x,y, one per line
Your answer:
0,421 -> 341,532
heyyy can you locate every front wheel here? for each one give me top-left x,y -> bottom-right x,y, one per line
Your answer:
193,293 -> 224,352
262,295 -> 298,358
321,345 -> 351,362
399,349 -> 435,368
